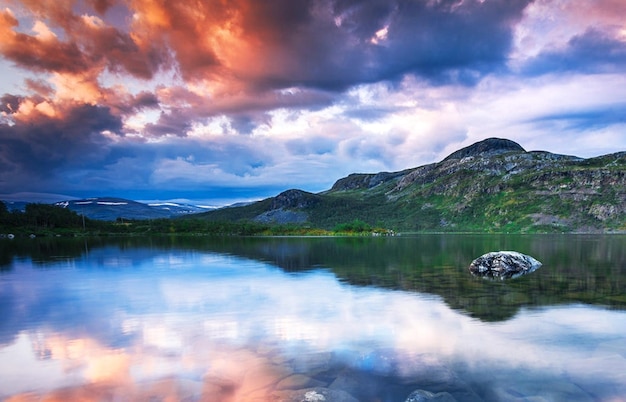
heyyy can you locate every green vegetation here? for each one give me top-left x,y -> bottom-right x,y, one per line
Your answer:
1,202 -> 93,236
190,148 -> 625,234
0,202 -> 270,236
333,219 -> 371,233
0,201 -> 390,237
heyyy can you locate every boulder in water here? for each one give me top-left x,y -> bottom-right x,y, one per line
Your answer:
405,389 -> 457,401
469,251 -> 542,279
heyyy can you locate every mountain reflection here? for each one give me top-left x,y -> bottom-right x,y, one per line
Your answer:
1,235 -> 626,400
2,235 -> 625,322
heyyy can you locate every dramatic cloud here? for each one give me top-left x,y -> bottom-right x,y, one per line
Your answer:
0,0 -> 625,203
0,2 -> 164,79
0,100 -> 121,188
134,0 -> 531,89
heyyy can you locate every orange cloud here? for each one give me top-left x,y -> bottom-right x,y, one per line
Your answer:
2,0 -> 537,106
0,8 -> 90,74
87,0 -> 115,15
128,0 -> 223,80
4,0 -> 326,90
0,1 -> 164,81
124,0 -> 350,92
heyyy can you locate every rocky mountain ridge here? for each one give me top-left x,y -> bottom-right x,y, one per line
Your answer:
198,138 -> 626,233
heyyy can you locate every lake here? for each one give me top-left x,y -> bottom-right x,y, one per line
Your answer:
1,234 -> 625,401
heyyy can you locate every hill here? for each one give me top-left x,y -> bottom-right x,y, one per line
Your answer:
54,197 -> 211,221
196,138 -> 626,233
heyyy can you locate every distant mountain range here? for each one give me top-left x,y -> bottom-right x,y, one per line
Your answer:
0,197 -> 215,221
3,138 -> 624,232
50,197 -> 216,221
195,138 -> 626,233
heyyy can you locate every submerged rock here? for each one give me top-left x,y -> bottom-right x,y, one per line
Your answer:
469,251 -> 542,279
405,389 -> 457,401
271,387 -> 358,402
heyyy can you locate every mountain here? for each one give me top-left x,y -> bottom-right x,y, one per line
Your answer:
54,197 -> 211,221
196,138 -> 626,233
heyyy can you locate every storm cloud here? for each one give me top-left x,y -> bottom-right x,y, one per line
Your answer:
0,101 -> 121,188
1,1 -> 530,91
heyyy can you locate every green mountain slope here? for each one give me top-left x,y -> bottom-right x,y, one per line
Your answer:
197,138 -> 626,233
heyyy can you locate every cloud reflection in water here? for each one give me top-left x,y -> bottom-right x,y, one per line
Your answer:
1,246 -> 625,401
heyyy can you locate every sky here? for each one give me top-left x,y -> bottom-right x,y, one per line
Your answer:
0,0 -> 625,206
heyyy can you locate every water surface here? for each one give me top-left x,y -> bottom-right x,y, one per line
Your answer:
1,235 -> 625,401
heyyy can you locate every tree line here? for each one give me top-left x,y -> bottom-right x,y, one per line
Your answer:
0,201 -> 300,236
0,201 -> 89,234
0,201 -> 392,237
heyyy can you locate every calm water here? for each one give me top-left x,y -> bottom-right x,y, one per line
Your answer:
1,234 -> 625,401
